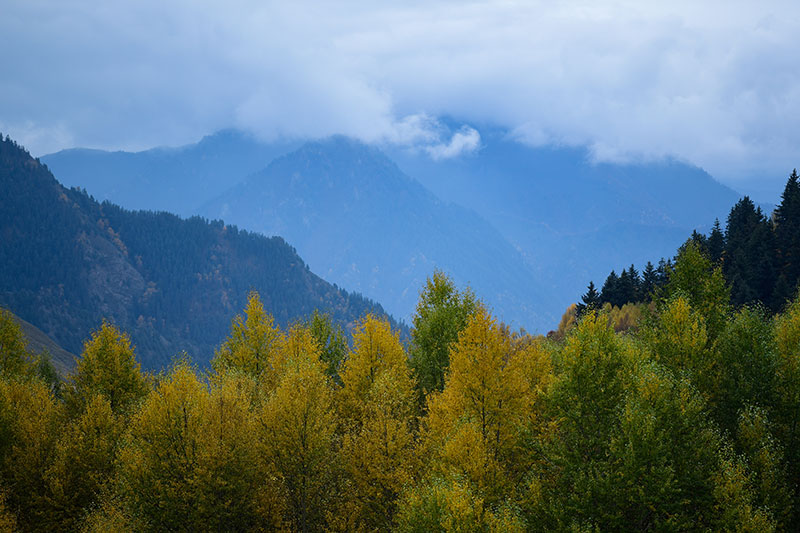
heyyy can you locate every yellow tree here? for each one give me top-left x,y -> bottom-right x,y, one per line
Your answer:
258,324 -> 339,533
117,359 -> 262,531
212,291 -> 283,390
422,307 -> 548,510
65,321 -> 148,416
0,377 -> 62,531
46,394 -> 121,531
336,316 -> 416,531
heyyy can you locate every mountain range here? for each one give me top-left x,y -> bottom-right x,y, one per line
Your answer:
42,123 -> 748,331
1,135 -> 391,370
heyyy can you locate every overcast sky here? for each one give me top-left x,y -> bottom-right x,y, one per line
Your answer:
2,0 -> 798,199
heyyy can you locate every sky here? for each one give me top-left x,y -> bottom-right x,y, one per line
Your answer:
2,0 -> 799,200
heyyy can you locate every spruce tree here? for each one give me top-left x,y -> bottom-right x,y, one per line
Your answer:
576,281 -> 600,317
707,219 -> 725,265
773,169 -> 800,306
724,197 -> 777,308
600,270 -> 620,307
641,261 -> 658,300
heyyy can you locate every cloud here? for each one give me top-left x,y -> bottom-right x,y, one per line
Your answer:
425,126 -> 481,160
1,0 -> 799,193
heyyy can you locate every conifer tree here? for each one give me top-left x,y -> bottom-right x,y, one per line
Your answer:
576,281 -> 600,317
708,218 -> 725,265
641,261 -> 658,299
724,197 -> 777,308
600,270 -> 620,307
773,170 -> 800,307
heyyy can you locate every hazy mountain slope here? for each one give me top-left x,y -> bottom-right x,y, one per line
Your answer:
41,130 -> 300,215
200,137 -> 556,331
386,127 -> 743,303
0,135 -> 392,370
5,309 -> 77,376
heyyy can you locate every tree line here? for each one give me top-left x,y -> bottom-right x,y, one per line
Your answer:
579,169 -> 800,316
4,249 -> 800,531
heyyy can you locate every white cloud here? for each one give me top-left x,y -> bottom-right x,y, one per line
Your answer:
425,126 -> 481,160
1,0 -> 799,192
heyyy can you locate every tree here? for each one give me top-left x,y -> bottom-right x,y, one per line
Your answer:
65,321 -> 148,416
0,378 -> 62,531
600,270 -> 621,307
641,261 -> 658,299
337,316 -> 416,530
117,359 -> 263,531
409,271 -> 479,398
46,394 -> 121,531
773,170 -> 800,308
0,309 -> 32,379
259,325 -> 339,532
576,281 -> 600,317
724,197 -> 777,308
708,218 -> 725,265
422,308 -> 549,508
664,240 -> 730,340
305,310 -> 347,385
211,291 -> 283,388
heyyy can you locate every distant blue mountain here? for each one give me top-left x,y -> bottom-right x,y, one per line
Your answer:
199,137 -> 556,331
42,130 -> 300,215
41,123 -> 748,331
385,126 -> 743,308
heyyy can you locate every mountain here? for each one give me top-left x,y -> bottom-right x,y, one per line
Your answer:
385,126 -> 743,302
41,129 -> 300,215
199,137 -> 556,331
40,123 -> 746,328
0,135 -> 392,370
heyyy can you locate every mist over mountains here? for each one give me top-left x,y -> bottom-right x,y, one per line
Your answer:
42,122 -> 746,332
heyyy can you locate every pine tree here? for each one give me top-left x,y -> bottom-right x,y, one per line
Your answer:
724,197 -> 777,308
707,218 -> 725,265
641,261 -> 658,299
600,270 -> 620,307
773,169 -> 800,307
576,281 -> 600,317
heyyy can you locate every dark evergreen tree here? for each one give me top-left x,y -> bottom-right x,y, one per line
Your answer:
641,261 -> 658,299
707,218 -> 725,265
724,197 -> 777,308
600,270 -> 621,307
576,281 -> 600,317
773,169 -> 800,307
689,230 -> 709,256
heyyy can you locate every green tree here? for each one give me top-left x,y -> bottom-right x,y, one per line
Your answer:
409,271 -> 479,398
773,170 -> 800,308
724,197 -> 777,308
306,310 -> 347,385
576,281 -> 600,317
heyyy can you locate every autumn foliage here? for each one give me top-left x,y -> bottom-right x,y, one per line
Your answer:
3,264 -> 800,532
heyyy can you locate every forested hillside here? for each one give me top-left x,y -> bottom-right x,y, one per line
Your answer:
0,135 -> 392,369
